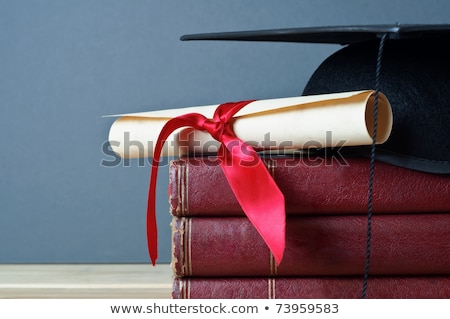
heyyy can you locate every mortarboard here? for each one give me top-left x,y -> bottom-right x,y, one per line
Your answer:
181,24 -> 450,174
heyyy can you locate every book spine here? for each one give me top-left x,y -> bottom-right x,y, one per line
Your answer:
172,276 -> 450,299
169,156 -> 450,216
171,214 -> 450,277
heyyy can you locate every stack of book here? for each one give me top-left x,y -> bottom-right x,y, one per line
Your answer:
168,153 -> 450,298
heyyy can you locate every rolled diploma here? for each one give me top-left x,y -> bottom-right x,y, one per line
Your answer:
107,90 -> 392,158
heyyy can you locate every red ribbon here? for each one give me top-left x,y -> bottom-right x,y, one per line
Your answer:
147,100 -> 286,266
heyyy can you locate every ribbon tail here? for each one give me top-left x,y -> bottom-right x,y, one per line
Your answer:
147,160 -> 159,266
219,139 -> 286,265
147,114 -> 207,266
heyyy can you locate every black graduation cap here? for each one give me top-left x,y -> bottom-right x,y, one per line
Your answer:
181,24 -> 450,174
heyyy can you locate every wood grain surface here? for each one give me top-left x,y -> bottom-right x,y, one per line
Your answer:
0,264 -> 172,299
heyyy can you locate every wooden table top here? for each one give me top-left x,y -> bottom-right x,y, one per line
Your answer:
0,264 -> 173,299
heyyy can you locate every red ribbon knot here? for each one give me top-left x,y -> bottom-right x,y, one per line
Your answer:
147,100 -> 286,266
202,119 -> 227,141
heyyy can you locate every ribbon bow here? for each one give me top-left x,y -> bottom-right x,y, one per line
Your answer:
147,100 -> 286,266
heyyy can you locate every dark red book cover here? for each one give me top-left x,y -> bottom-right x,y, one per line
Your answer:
171,214 -> 450,277
173,276 -> 450,299
169,155 -> 450,216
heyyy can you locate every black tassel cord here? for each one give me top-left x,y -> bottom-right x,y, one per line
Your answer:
361,33 -> 387,299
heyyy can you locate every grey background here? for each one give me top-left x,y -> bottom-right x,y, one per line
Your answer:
1,0 -> 449,263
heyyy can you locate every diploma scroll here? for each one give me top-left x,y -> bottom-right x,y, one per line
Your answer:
107,90 -> 392,159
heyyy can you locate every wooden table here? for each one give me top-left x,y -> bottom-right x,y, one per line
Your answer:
0,264 -> 172,299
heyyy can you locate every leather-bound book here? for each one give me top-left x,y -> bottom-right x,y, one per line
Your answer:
173,276 -> 450,299
169,155 -> 450,217
171,214 -> 450,277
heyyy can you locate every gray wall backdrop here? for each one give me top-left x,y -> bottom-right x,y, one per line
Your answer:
1,0 -> 449,263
